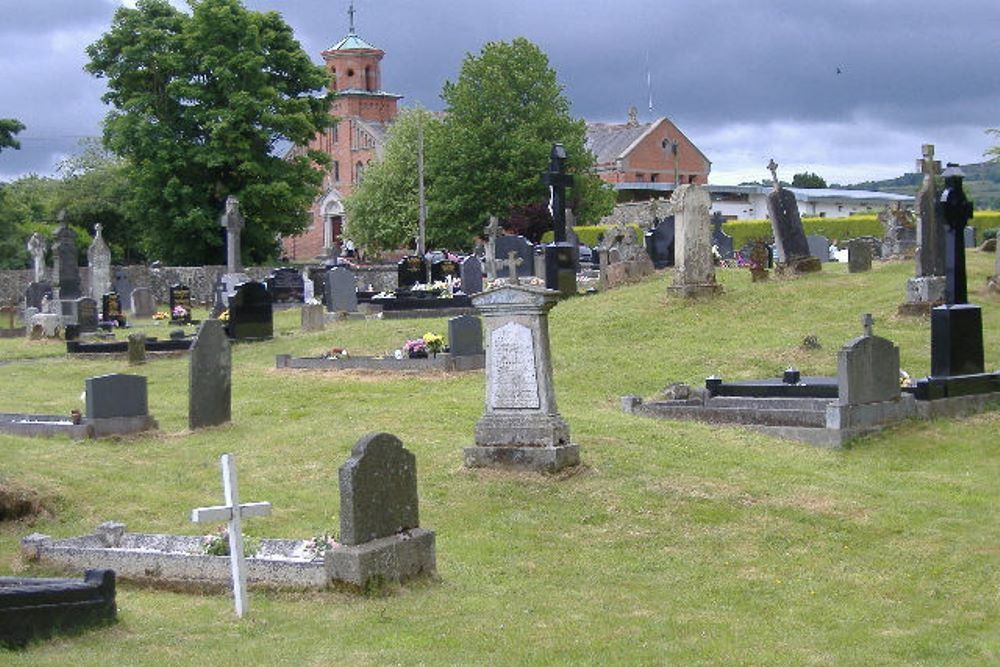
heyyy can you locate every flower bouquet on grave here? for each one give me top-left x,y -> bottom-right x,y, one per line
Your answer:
201,525 -> 259,557
303,533 -> 340,560
218,309 -> 230,323
323,347 -> 349,359
171,305 -> 191,324
403,338 -> 428,358
152,311 -> 170,321
422,332 -> 445,357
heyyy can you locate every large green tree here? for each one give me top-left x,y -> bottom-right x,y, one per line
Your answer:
0,118 -> 25,153
791,171 -> 827,189
86,0 -> 333,265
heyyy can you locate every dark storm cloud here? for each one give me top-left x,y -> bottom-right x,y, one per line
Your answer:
2,0 -> 998,182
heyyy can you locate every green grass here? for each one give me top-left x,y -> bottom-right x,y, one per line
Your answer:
1,253 -> 998,665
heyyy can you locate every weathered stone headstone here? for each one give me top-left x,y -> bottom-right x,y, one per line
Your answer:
85,374 -> 148,419
87,224 -> 112,301
27,232 -> 46,282
212,272 -> 251,315
302,272 -> 315,302
483,216 -> 501,281
880,203 -> 918,257
397,255 -> 427,289
220,195 -> 244,274
127,332 -> 146,365
228,282 -> 272,340
300,303 -> 325,332
494,235 -> 534,278
189,319 -> 231,429
430,258 -> 459,283
325,267 -> 358,313
169,284 -> 193,323
465,285 -> 579,473
765,160 -> 820,273
963,226 -> 976,249
338,432 -> 419,545
668,184 -> 721,297
264,267 -> 304,305
459,255 -> 484,295
806,235 -> 830,263
130,287 -> 155,318
847,239 -> 872,273
76,297 -> 98,332
837,315 -> 900,406
24,281 -> 53,310
903,145 -> 946,311
448,314 -> 483,357
113,269 -> 133,311
53,212 -> 81,299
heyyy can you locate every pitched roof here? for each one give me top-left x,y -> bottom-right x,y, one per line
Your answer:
585,122 -> 651,165
327,32 -> 381,52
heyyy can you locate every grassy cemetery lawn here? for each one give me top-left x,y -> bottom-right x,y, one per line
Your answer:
1,253 -> 997,665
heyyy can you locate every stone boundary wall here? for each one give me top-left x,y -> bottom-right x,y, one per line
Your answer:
599,198 -> 672,231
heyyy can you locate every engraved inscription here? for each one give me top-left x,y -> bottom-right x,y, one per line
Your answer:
488,322 -> 539,409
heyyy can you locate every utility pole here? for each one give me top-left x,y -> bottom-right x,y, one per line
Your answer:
417,116 -> 429,283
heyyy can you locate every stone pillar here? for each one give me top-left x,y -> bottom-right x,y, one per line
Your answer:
668,184 -> 722,297
87,224 -> 112,301
903,145 -> 946,312
464,285 -> 579,473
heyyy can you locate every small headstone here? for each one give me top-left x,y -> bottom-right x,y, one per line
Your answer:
494,235 -> 535,277
85,374 -> 148,419
189,320 -> 231,429
644,216 -> 675,269
228,282 -> 272,340
300,303 -> 326,332
127,332 -> 146,365
837,315 -> 900,406
113,269 -> 133,311
169,284 -> 193,323
459,255 -> 484,295
325,267 -> 358,313
130,287 -> 155,318
848,239 -> 873,273
307,267 -> 327,304
338,432 -> 419,546
102,292 -> 126,326
710,211 -> 735,259
397,255 -> 428,289
212,272 -> 251,315
807,235 -> 830,263
264,267 -> 305,304
302,273 -> 315,302
963,226 -> 976,249
448,314 -> 483,357
76,297 -> 99,332
25,281 -> 53,310
430,258 -> 459,283
87,224 -> 112,301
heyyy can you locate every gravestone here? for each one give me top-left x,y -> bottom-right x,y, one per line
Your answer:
24,281 -> 53,310
765,160 -> 821,273
645,216 -> 676,269
265,267 -> 305,305
102,292 -> 126,326
113,269 -> 133,311
228,282 -> 272,340
430,258 -> 459,284
542,143 -> 577,295
220,195 -> 244,274
837,315 -> 900,406
131,287 -> 155,318
212,272 -> 251,315
880,203 -> 917,257
338,432 -> 419,545
710,211 -> 735,259
300,303 -> 326,332
325,267 -> 358,313
87,224 -> 112,301
668,184 -> 721,297
307,267 -> 328,304
459,255 -> 484,295
807,235 -> 830,263
169,284 -> 193,323
963,226 -> 976,249
494,235 -> 535,278
397,255 -> 427,289
465,284 -> 578,473
127,332 -> 146,365
302,272 -> 315,302
76,297 -> 98,332
904,145 -> 947,310
448,314 -> 483,357
53,213 -> 81,299
848,239 -> 873,273
85,374 -> 148,420
483,216 -> 501,281
189,319 -> 231,429
27,232 -> 46,282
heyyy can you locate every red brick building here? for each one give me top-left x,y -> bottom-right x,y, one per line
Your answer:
281,23 -> 400,261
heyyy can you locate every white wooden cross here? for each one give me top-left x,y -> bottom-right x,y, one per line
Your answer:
191,453 -> 271,618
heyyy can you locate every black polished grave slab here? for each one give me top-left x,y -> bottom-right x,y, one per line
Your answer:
265,267 -> 304,305
227,281 -> 273,340
0,569 -> 116,648
705,375 -> 839,399
931,304 -> 984,377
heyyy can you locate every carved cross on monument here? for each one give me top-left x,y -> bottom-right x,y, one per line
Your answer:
542,143 -> 573,243
939,164 -> 975,305
27,233 -> 46,282
498,250 -> 523,285
861,313 -> 874,337
916,144 -> 941,179
220,196 -> 245,274
484,215 -> 500,281
191,454 -> 272,618
767,159 -> 780,191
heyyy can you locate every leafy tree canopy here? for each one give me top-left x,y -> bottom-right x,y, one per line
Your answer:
0,118 -> 25,153
791,171 -> 827,189
86,0 -> 333,265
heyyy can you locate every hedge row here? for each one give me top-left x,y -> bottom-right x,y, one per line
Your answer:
539,224 -> 643,247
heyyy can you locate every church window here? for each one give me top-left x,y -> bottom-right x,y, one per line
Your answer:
355,161 -> 364,183
333,161 -> 340,182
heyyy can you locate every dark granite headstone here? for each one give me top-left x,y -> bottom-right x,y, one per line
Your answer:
130,287 -> 155,318
113,269 -> 133,310
76,297 -> 98,332
265,267 -> 305,304
325,267 -> 358,312
338,432 -> 419,546
101,292 -> 125,326
24,281 -> 53,310
767,188 -> 812,261
85,373 -> 148,419
807,235 -> 830,262
459,256 -> 484,295
710,212 -> 735,259
430,259 -> 459,283
397,256 -> 427,289
448,314 -> 483,357
228,281 -> 272,340
494,235 -> 535,277
644,216 -> 675,269
169,284 -> 193,323
307,267 -> 328,305
189,319 -> 231,429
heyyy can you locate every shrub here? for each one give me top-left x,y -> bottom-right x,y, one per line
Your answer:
540,224 -> 643,247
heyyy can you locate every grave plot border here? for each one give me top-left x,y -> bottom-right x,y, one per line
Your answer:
275,353 -> 484,372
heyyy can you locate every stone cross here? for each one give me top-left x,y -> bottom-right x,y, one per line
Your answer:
27,233 -> 46,282
191,454 -> 271,618
916,144 -> 941,178
767,159 -> 780,190
498,250 -> 523,285
915,144 -> 945,278
939,164 -> 974,304
220,196 -> 245,274
861,313 -> 874,337
542,143 -> 573,243
484,215 -> 500,281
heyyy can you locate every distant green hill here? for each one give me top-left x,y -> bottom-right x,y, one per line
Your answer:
837,160 -> 1000,209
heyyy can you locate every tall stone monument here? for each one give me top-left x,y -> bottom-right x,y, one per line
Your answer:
764,159 -> 821,274
464,284 -> 579,473
87,224 -> 112,301
902,144 -> 946,312
189,319 -> 232,429
668,184 -> 722,297
53,211 -> 81,300
214,196 -> 251,314
484,216 -> 500,282
27,233 -> 46,282
541,143 -> 577,296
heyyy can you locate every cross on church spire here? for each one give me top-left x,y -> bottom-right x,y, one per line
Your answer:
348,1 -> 356,34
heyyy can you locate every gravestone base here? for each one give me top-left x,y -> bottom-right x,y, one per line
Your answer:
668,282 -> 723,298
463,442 -> 580,474
774,256 -> 822,276
930,304 -> 984,377
326,528 -> 436,589
88,415 -> 158,438
474,412 -> 570,449
900,276 -> 946,315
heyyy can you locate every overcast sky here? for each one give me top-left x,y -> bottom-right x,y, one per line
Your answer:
1,0 -> 998,185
